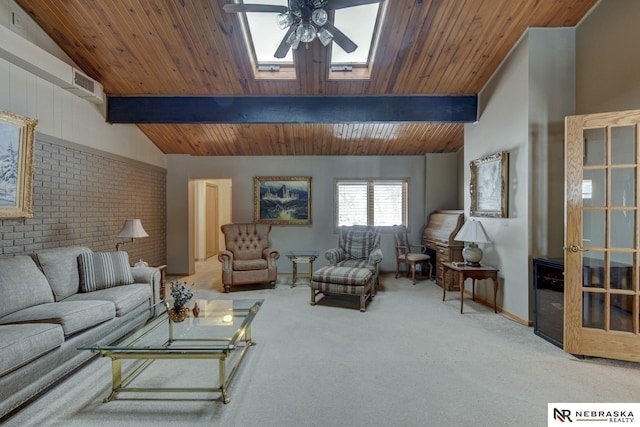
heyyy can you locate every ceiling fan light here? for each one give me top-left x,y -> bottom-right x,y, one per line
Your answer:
317,27 -> 333,46
276,13 -> 293,30
311,9 -> 328,26
296,23 -> 317,43
286,28 -> 301,49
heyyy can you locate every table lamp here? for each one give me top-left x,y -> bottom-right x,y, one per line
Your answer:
454,219 -> 490,267
115,219 -> 149,251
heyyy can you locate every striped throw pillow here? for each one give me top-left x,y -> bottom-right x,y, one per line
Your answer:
78,252 -> 134,292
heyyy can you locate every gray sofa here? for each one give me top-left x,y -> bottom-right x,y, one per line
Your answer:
0,246 -> 161,419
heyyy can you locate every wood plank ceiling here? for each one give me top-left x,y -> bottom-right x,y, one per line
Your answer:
16,0 -> 597,156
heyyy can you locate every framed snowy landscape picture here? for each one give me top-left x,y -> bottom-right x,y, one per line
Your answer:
254,176 -> 311,225
0,110 -> 37,218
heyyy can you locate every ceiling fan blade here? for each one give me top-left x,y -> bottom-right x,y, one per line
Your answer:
325,0 -> 383,11
222,3 -> 287,13
324,21 -> 357,53
274,26 -> 296,59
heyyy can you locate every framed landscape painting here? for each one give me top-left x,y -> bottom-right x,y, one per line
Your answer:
470,151 -> 509,218
254,176 -> 311,225
0,110 -> 38,219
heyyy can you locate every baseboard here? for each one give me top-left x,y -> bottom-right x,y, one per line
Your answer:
464,290 -> 532,326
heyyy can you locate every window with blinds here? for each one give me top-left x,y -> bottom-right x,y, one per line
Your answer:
335,179 -> 408,227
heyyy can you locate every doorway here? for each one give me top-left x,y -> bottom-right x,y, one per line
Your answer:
194,179 -> 232,261
205,183 -> 219,258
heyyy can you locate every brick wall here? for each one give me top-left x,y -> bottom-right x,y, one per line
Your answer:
0,134 -> 166,266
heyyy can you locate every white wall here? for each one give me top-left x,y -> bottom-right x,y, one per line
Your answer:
464,28 -> 575,322
0,0 -> 166,168
425,152 -> 460,213
576,0 -> 640,114
464,36 -> 531,321
528,28 -> 575,259
167,155 -> 435,275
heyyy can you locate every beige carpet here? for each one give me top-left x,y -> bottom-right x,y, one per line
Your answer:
4,260 -> 640,427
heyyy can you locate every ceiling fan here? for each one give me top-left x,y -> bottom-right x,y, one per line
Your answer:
223,0 -> 384,59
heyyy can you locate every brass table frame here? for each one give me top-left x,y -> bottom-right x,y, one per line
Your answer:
87,300 -> 262,404
286,251 -> 319,287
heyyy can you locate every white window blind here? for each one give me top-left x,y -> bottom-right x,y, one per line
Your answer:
335,179 -> 408,227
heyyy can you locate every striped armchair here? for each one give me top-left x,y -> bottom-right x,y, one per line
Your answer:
325,226 -> 383,290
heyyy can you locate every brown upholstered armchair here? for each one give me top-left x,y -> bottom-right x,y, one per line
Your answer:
218,223 -> 280,293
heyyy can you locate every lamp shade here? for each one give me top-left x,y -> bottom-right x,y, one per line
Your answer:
454,219 -> 490,243
117,219 -> 149,239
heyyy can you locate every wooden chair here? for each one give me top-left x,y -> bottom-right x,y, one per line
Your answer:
392,224 -> 433,285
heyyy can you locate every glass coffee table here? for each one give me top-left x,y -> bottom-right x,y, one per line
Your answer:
80,298 -> 263,404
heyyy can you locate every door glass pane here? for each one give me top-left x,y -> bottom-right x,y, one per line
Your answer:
611,168 -> 635,206
610,252 -> 633,290
610,294 -> 633,332
582,291 -> 604,329
584,128 -> 606,166
583,254 -> 605,288
611,211 -> 635,249
583,210 -> 605,248
583,169 -> 606,207
611,126 -> 636,165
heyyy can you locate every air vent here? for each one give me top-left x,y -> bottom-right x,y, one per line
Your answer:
72,69 -> 95,95
258,65 -> 280,72
331,65 -> 352,72
66,68 -> 104,103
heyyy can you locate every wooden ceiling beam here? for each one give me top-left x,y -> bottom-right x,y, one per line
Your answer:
107,95 -> 477,124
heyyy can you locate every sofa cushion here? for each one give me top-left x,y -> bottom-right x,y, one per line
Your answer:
0,256 -> 54,318
0,300 -> 116,336
338,259 -> 374,271
78,252 -> 134,292
312,266 -> 373,286
32,246 -> 93,301
343,230 -> 373,260
0,323 -> 64,376
64,284 -> 151,317
232,259 -> 268,271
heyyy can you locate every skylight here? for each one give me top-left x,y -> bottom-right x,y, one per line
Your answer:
331,3 -> 380,65
238,0 -> 384,77
244,0 -> 293,64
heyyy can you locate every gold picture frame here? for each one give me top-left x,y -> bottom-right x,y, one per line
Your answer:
0,110 -> 38,219
254,176 -> 311,225
470,151 -> 509,218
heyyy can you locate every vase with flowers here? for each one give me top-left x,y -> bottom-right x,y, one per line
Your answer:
168,281 -> 195,322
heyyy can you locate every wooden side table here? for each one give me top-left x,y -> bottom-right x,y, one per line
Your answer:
441,262 -> 500,314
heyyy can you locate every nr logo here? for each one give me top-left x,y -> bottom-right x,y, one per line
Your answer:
554,408 -> 573,422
